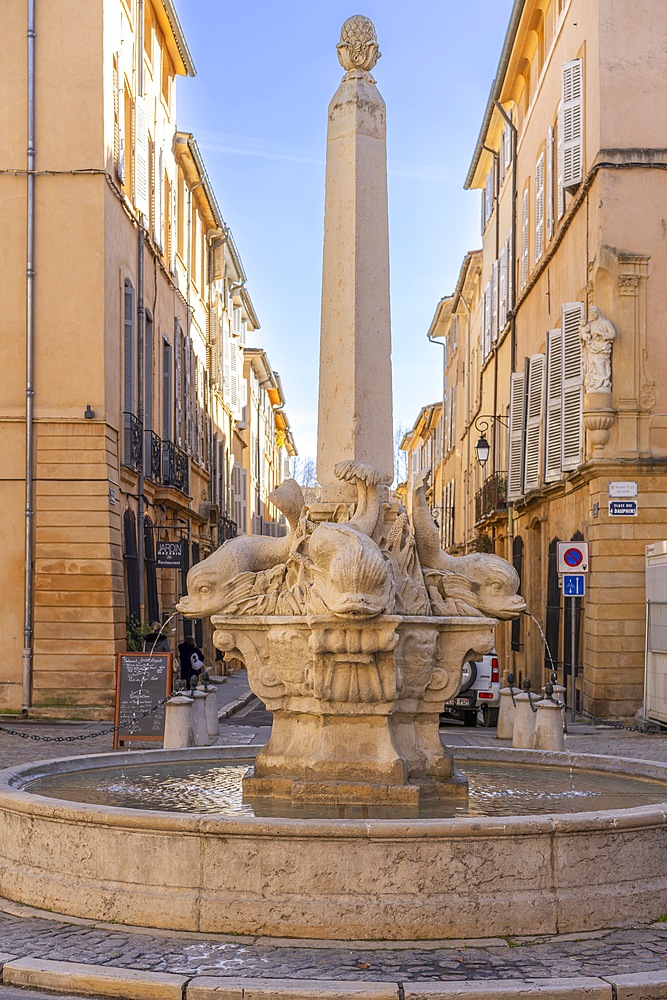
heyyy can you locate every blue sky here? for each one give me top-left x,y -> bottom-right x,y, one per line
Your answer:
175,1 -> 516,462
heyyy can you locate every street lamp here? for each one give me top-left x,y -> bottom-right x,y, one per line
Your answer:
475,431 -> 491,468
473,415 -> 508,469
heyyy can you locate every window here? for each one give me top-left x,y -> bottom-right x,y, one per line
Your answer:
113,56 -> 125,184
546,126 -> 555,240
144,516 -> 159,623
561,59 -> 583,190
523,354 -> 546,493
544,302 -> 584,479
144,310 -> 153,435
507,369 -> 526,502
133,97 -> 149,217
162,336 -> 172,440
520,187 -> 529,287
511,537 -> 524,651
534,152 -> 544,262
123,280 -> 135,417
123,509 -> 140,624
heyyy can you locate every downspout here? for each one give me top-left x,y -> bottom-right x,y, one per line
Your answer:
136,0 -> 146,615
22,0 -> 36,714
483,143 -> 501,475
459,292 -> 472,554
427,329 -> 446,548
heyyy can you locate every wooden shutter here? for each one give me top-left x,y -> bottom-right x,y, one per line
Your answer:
184,337 -> 193,454
113,59 -> 125,184
545,328 -> 563,482
223,323 -> 231,404
520,188 -> 529,288
504,119 -> 512,168
154,148 -> 164,251
162,337 -> 172,440
484,280 -> 491,358
499,241 -> 508,330
535,152 -> 544,262
562,59 -> 583,190
546,126 -> 554,239
144,313 -> 153,435
562,302 -> 584,470
491,259 -> 499,342
507,370 -> 526,501
123,280 -> 135,414
557,102 -> 565,219
241,470 -> 248,534
133,96 -> 149,217
230,340 -> 239,415
523,354 -> 546,492
232,462 -> 242,530
485,170 -> 493,226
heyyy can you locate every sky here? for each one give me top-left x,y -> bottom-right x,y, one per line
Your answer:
174,0 -> 516,463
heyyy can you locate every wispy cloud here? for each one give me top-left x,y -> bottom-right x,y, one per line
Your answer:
195,128 -> 460,184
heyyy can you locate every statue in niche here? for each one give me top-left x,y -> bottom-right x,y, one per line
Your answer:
579,307 -> 616,393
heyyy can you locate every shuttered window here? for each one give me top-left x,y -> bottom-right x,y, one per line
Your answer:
123,509 -> 140,624
162,337 -> 172,440
523,354 -> 546,493
154,148 -> 164,251
562,58 -> 583,190
534,152 -> 544,263
144,311 -> 153,435
562,302 -> 584,470
133,96 -> 149,217
144,516 -> 160,624
174,320 -> 183,447
520,188 -> 529,288
507,370 -> 526,501
184,336 -> 193,455
491,259 -> 499,343
123,280 -> 135,415
557,103 -> 566,220
546,126 -> 554,240
499,241 -> 508,330
483,281 -> 492,359
545,328 -> 563,482
485,169 -> 493,227
113,58 -> 125,184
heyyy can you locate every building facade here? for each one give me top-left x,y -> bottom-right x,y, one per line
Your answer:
1,0 -> 296,717
404,0 -> 667,718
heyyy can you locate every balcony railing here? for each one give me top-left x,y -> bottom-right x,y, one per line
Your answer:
475,471 -> 508,523
161,439 -> 189,495
123,412 -> 142,471
144,430 -> 161,482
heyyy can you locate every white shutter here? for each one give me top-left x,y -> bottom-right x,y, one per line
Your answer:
562,302 -> 584,470
508,223 -> 514,308
520,188 -> 529,288
485,170 -> 493,226
232,462 -> 243,532
491,259 -> 499,343
534,152 -> 544,263
230,343 -> 239,416
185,338 -> 194,454
499,241 -> 508,330
484,280 -> 492,359
481,189 -> 486,236
170,180 -> 177,274
523,354 -> 546,493
174,324 -> 183,447
154,147 -> 164,250
557,102 -> 566,219
133,96 -> 149,217
113,60 -> 125,185
562,59 -> 583,190
546,126 -> 554,239
223,323 -> 231,405
240,469 -> 248,534
545,328 -> 563,482
504,119 -> 512,168
507,371 -> 526,501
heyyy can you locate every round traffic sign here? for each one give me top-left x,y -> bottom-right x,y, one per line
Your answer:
563,547 -> 583,568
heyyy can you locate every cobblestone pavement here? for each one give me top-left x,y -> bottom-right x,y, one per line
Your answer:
2,706 -> 667,983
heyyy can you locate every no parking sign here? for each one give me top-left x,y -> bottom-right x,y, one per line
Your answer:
557,541 -> 589,574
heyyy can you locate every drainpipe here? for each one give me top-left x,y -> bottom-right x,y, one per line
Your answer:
136,0 -> 145,615
22,0 -> 36,714
459,292 -> 472,554
427,329 -> 446,548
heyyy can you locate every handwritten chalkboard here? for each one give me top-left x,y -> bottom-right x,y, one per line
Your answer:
113,653 -> 172,748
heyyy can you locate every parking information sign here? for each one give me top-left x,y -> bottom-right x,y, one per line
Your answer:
557,541 -> 589,574
563,574 -> 585,597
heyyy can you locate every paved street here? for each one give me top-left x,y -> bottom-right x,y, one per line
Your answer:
2,676 -> 667,988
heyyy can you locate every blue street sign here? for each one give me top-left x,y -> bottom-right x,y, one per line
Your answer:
609,500 -> 638,517
563,574 -> 585,597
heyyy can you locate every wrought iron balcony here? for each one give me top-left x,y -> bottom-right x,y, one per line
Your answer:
161,439 -> 190,495
123,412 -> 142,472
144,430 -> 161,482
475,471 -> 508,523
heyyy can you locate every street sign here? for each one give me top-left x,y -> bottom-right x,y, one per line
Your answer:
563,574 -> 585,597
609,500 -> 638,517
156,540 -> 184,568
609,481 -> 638,498
557,541 -> 589,574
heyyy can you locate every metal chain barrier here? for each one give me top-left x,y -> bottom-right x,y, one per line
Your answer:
0,696 -> 171,743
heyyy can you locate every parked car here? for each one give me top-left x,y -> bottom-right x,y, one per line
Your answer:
440,651 -> 500,727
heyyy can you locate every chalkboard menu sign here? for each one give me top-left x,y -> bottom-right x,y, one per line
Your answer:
113,653 -> 172,749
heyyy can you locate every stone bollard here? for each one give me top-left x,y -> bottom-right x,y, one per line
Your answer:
497,687 -> 520,740
204,686 -> 219,742
191,689 -> 210,747
543,683 -> 567,732
512,691 -> 541,749
534,698 -> 565,751
162,695 -> 194,749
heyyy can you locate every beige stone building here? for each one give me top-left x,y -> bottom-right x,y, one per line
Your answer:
1,0 -> 296,717
404,0 -> 667,718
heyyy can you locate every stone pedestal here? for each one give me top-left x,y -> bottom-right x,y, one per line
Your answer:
213,613 -> 495,806
512,692 -> 540,749
162,695 -> 193,749
534,699 -> 565,751
190,690 -> 209,747
204,687 -> 219,742
497,687 -> 519,740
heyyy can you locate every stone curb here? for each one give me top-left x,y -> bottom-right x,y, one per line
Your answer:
217,688 -> 255,719
3,960 -> 667,1000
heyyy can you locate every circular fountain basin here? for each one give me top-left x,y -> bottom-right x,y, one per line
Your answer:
1,745 -> 667,941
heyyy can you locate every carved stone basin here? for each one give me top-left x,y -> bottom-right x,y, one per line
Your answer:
212,614 -> 495,805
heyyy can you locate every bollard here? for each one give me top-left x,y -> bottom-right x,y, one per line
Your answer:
497,687 -> 519,740
534,698 -> 565,751
204,685 -> 219,742
190,688 -> 209,746
542,682 -> 567,732
512,691 -> 541,748
162,695 -> 194,749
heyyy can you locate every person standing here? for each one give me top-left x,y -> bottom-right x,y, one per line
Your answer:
143,621 -> 171,655
178,633 -> 204,689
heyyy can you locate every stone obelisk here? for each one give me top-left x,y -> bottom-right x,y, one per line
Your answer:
316,16 -> 394,502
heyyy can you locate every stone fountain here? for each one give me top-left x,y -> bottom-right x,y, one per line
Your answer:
177,14 -> 525,808
1,18 -> 667,944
